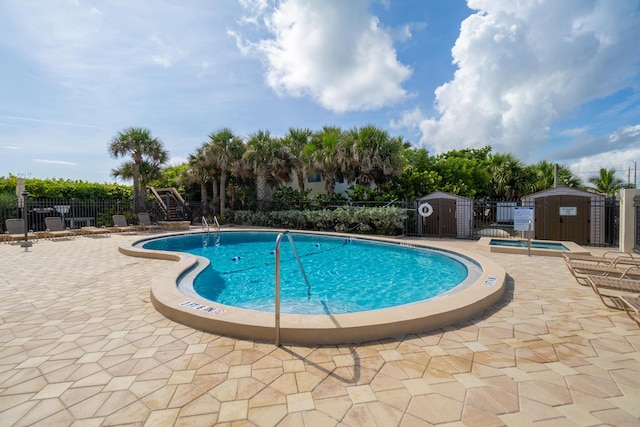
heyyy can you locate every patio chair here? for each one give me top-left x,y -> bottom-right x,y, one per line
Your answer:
617,294 -> 640,327
80,226 -> 111,237
586,276 -> 640,309
137,213 -> 160,232
43,217 -> 76,239
4,219 -> 38,244
563,252 -> 640,267
112,215 -> 139,233
565,261 -> 640,286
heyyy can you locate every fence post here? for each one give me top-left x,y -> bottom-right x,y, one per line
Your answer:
21,190 -> 32,251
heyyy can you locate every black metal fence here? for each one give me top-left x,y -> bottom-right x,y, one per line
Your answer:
0,196 -> 194,234
0,195 -> 621,247
0,198 -> 135,233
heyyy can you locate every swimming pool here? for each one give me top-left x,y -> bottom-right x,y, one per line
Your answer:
121,229 -> 506,344
142,231 -> 477,315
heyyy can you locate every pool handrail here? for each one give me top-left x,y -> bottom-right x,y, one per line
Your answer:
202,216 -> 221,233
274,231 -> 312,346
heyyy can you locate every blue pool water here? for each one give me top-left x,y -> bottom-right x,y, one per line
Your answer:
489,239 -> 569,250
141,231 -> 481,315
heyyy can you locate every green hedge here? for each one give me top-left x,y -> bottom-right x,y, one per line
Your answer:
233,206 -> 407,235
0,175 -> 132,200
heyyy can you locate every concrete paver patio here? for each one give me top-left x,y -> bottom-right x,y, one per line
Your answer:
0,232 -> 639,426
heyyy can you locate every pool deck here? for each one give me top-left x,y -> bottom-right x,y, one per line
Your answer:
1,230 -> 639,426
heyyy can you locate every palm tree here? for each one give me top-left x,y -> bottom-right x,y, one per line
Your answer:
305,126 -> 345,194
588,167 -> 625,196
110,160 -> 164,191
182,144 -> 213,217
349,125 -> 404,188
283,128 -> 312,192
108,127 -> 168,212
206,128 -> 245,217
529,160 -> 583,192
487,153 -> 530,199
242,130 -> 290,206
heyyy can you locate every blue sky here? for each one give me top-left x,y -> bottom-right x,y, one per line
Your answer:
1,0 -> 639,186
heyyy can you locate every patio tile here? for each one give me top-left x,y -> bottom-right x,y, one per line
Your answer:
248,404 -> 288,426
314,395 -> 353,421
32,382 -> 73,399
346,384 -> 377,404
0,235 -> 639,426
286,392 -> 315,412
143,408 -> 180,427
402,378 -> 433,396
407,393 -> 463,424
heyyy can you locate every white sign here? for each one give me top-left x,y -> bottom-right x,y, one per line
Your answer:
513,207 -> 534,231
483,276 -> 498,287
179,301 -> 225,315
559,207 -> 577,216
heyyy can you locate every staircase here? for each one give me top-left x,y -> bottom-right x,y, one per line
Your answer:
147,187 -> 190,221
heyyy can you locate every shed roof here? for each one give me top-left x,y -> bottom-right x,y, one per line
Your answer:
521,186 -> 605,201
417,191 -> 472,202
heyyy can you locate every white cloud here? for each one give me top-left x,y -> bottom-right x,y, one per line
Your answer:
34,159 -> 79,166
570,148 -> 640,186
0,115 -> 104,130
609,125 -> 640,143
235,0 -> 412,112
552,122 -> 640,161
152,55 -> 173,68
401,0 -> 640,161
0,1 -> 220,97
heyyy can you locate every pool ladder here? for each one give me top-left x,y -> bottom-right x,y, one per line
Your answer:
202,216 -> 221,233
274,231 -> 311,346
202,216 -> 221,247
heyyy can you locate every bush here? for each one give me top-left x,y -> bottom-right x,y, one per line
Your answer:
231,206 -> 407,235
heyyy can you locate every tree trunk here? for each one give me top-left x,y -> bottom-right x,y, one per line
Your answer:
257,169 -> 267,209
220,170 -> 227,218
324,173 -> 335,194
211,177 -> 219,215
133,163 -> 141,213
200,182 -> 208,216
297,167 -> 305,192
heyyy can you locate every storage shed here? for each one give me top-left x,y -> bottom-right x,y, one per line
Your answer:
416,191 -> 473,238
521,186 -> 606,245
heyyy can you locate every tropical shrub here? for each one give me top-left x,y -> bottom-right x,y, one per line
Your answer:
232,206 -> 406,235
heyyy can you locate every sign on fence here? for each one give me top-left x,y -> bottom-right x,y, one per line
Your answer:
514,207 -> 534,232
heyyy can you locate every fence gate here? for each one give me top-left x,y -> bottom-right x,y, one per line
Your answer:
534,195 -> 591,244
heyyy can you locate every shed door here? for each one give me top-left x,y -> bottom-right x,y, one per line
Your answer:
421,198 -> 457,237
535,195 -> 590,244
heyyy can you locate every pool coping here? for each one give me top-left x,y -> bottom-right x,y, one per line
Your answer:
476,236 -> 591,257
120,229 -> 506,345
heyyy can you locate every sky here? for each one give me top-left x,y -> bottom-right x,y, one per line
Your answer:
1,0 -> 639,187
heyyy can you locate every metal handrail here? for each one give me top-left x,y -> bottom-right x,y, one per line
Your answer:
212,216 -> 221,232
274,231 -> 311,346
202,216 -> 209,232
